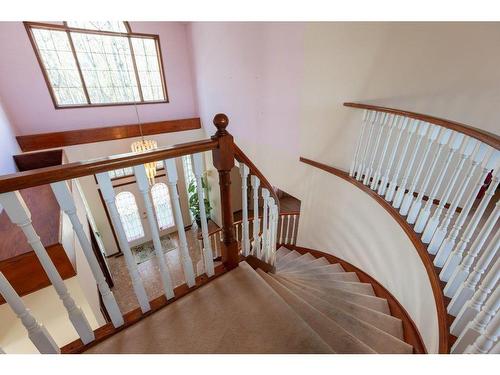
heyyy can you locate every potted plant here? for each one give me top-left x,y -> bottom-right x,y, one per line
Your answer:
188,175 -> 212,226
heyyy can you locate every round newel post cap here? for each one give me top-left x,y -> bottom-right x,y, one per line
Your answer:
213,113 -> 229,135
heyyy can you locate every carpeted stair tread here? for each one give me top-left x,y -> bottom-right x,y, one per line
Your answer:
84,262 -> 333,354
280,268 -> 360,282
275,274 -> 390,314
276,247 -> 291,258
276,251 -> 302,269
257,269 -> 375,354
280,256 -> 331,273
278,253 -> 316,271
281,275 -> 375,295
270,274 -> 405,341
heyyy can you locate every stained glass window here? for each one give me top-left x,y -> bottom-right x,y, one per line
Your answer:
27,22 -> 167,107
151,183 -> 175,230
115,191 -> 144,241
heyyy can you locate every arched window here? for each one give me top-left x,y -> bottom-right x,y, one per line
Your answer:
151,183 -> 175,230
115,191 -> 144,241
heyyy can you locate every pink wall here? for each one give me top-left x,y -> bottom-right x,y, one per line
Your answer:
0,22 -> 198,135
0,99 -> 20,175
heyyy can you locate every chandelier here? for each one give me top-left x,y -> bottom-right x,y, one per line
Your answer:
131,138 -> 158,185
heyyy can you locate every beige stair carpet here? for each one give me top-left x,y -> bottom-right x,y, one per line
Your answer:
85,262 -> 332,354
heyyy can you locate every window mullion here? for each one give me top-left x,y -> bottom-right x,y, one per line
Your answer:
128,36 -> 144,103
66,30 -> 91,105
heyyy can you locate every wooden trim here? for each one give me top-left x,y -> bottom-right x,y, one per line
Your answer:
24,21 -> 169,109
285,244 -> 427,354
344,102 -> 500,150
244,254 -> 275,273
0,138 -> 218,193
13,149 -> 63,172
234,143 -> 281,213
16,117 -> 202,152
299,156 -> 450,353
61,263 -> 228,354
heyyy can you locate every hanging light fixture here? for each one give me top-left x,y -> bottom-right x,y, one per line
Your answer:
131,137 -> 158,185
116,27 -> 158,185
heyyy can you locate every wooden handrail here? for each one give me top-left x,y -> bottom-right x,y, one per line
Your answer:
234,143 -> 281,213
344,102 -> 500,150
0,139 -> 218,194
299,156 -> 450,353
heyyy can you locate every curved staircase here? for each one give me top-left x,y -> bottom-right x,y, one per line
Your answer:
83,247 -> 412,354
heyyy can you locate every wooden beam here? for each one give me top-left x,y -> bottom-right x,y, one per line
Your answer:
16,118 -> 202,152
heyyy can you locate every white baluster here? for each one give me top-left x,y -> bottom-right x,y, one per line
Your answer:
270,204 -> 279,265
250,175 -> 261,255
392,123 -> 429,208
193,153 -> 215,276
429,143 -> 489,255
440,169 -> 500,281
265,198 -> 275,262
489,340 -> 500,354
414,132 -> 465,233
285,215 -> 291,244
377,117 -> 409,195
453,285 -> 500,353
421,137 -> 474,244
435,150 -> 498,268
0,272 -> 60,354
385,120 -> 418,201
463,299 -> 500,354
291,214 -> 298,245
261,188 -> 270,260
0,347 -> 4,354
0,191 -> 95,344
238,163 -> 251,257
349,110 -> 370,178
445,201 -> 499,298
96,173 -> 151,314
355,111 -> 378,181
451,257 -> 499,336
133,165 -> 175,298
448,230 -> 499,317
164,159 -> 196,287
50,181 -> 124,327
370,115 -> 399,190
279,214 -> 285,244
399,125 -> 441,215
363,113 -> 389,185
406,128 -> 453,223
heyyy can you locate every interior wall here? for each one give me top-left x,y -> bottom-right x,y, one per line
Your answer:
0,21 -> 198,135
188,22 -> 500,353
0,99 -> 19,177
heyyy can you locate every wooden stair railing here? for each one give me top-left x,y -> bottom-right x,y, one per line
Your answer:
299,103 -> 499,353
0,114 -> 244,353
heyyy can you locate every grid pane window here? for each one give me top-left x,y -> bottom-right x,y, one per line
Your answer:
67,21 -> 128,33
27,22 -> 167,107
115,191 -> 144,242
131,38 -> 164,101
151,183 -> 175,230
71,32 -> 140,104
31,28 -> 87,105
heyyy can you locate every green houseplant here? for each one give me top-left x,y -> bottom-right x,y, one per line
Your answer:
188,176 -> 212,226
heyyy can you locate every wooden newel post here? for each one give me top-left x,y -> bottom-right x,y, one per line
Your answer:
211,113 -> 239,269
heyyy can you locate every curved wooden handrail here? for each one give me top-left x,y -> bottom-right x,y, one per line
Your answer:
299,156 -> 450,353
0,139 -> 218,194
234,143 -> 281,212
344,102 -> 500,150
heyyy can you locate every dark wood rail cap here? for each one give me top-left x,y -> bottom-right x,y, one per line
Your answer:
16,118 -> 202,152
344,102 -> 500,150
0,139 -> 218,194
234,143 -> 281,213
299,156 -> 449,353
